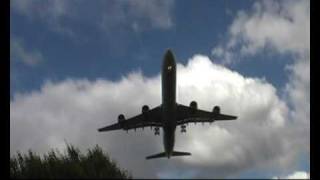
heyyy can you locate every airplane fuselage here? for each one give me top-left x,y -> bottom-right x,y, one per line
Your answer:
161,50 -> 177,158
98,49 -> 237,160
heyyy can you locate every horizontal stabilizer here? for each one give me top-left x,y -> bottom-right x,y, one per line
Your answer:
172,151 -> 191,156
146,152 -> 167,159
146,151 -> 191,160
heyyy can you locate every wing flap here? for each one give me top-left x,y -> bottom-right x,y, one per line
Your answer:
98,106 -> 162,132
98,123 -> 122,132
213,113 -> 237,120
176,104 -> 237,125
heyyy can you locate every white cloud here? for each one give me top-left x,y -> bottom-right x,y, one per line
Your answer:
217,0 -> 310,153
236,0 -> 309,55
10,36 -> 43,66
273,171 -> 310,179
285,58 -> 310,126
211,1 -> 310,174
212,0 -> 310,170
11,55 -> 307,178
212,0 -> 309,62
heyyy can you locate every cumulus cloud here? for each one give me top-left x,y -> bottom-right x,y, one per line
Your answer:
230,1 -> 309,56
10,36 -> 43,66
212,0 -> 309,62
219,0 -> 310,152
11,55 -> 307,178
211,1 -> 310,175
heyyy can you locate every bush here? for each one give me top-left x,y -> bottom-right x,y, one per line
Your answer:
10,144 -> 132,179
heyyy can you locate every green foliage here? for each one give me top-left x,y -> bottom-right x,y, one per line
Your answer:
10,144 -> 132,179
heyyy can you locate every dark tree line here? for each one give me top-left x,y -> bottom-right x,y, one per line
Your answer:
10,144 -> 132,179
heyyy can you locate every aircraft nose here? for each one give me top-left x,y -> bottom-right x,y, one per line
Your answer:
164,49 -> 175,66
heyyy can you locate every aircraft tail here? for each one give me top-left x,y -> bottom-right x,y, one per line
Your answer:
146,151 -> 191,160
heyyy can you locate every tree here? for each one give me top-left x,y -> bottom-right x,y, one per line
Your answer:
10,144 -> 132,179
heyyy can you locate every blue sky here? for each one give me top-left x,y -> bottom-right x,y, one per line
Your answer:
10,0 -> 289,94
10,0 -> 309,178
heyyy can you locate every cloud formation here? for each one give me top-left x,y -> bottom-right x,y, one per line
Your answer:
212,0 -> 309,63
210,0 -> 310,177
10,36 -> 43,66
11,55 -> 306,178
230,1 -> 309,56
11,0 -> 74,36
11,0 -> 174,37
11,0 -> 174,57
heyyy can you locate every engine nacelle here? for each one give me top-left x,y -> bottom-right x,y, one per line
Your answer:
118,114 -> 125,123
142,105 -> 149,114
190,101 -> 197,110
190,101 -> 197,114
213,106 -> 220,114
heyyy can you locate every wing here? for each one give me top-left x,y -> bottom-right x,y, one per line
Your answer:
98,106 -> 162,132
176,104 -> 237,126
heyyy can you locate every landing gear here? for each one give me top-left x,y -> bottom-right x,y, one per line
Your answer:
181,125 -> 186,133
154,127 -> 160,135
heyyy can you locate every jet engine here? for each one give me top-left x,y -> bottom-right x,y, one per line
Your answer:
190,101 -> 197,109
190,101 -> 197,114
118,114 -> 125,123
142,105 -> 149,114
117,114 -> 126,129
154,127 -> 160,135
213,106 -> 220,114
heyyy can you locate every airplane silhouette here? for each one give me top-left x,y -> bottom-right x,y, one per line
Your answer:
98,49 -> 237,159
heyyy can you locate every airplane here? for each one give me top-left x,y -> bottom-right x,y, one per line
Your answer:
98,49 -> 237,160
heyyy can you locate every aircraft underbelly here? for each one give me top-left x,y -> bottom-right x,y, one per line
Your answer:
163,124 -> 175,155
161,49 -> 177,157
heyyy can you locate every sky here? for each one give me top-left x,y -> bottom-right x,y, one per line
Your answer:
10,0 -> 310,179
